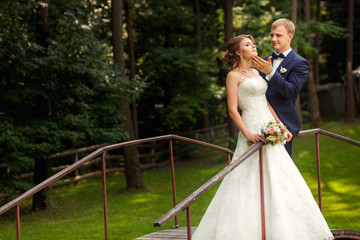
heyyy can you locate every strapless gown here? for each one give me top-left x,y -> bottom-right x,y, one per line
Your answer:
192,74 -> 334,240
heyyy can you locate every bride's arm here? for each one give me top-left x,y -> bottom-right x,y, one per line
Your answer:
266,100 -> 293,141
226,72 -> 265,144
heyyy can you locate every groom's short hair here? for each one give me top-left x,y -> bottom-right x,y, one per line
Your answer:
272,18 -> 295,35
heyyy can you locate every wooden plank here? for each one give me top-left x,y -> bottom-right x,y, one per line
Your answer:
136,228 -> 360,240
135,227 -> 197,240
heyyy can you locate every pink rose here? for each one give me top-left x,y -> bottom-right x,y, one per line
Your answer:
268,128 -> 274,134
277,134 -> 280,141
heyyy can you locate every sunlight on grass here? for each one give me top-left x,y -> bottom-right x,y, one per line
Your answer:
298,150 -> 310,158
328,180 -> 360,195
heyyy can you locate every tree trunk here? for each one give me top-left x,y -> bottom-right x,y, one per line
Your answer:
32,157 -> 48,210
314,0 -> 321,85
112,0 -> 125,75
304,0 -> 322,128
35,0 -> 48,47
194,0 -> 202,50
194,0 -> 210,138
291,0 -> 303,124
346,0 -> 355,123
224,0 -> 233,42
112,0 -> 144,189
125,1 -> 135,80
307,58 -> 323,127
291,0 -> 297,25
303,0 -> 310,28
32,0 -> 49,211
121,104 -> 143,188
224,0 -> 237,142
124,0 -> 139,139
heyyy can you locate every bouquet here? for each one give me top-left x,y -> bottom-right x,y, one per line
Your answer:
247,120 -> 288,146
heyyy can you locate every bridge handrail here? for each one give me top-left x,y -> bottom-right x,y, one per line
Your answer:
298,128 -> 360,146
0,134 -> 233,216
154,141 -> 265,227
153,128 -> 360,228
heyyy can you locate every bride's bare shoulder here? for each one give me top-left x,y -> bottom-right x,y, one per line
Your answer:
226,70 -> 243,85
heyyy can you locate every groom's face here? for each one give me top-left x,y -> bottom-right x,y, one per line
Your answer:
270,25 -> 293,54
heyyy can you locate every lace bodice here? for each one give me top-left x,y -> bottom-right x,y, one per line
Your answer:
237,75 -> 274,133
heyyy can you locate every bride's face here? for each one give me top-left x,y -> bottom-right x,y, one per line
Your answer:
238,38 -> 258,59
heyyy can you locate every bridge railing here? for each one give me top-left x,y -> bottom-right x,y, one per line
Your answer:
0,123 -> 230,191
153,129 -> 360,240
1,129 -> 359,240
0,134 -> 233,240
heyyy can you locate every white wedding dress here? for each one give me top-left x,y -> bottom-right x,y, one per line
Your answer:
192,74 -> 334,240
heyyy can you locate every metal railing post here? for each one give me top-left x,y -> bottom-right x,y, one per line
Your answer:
259,147 -> 266,240
315,133 -> 322,212
16,205 -> 21,240
101,152 -> 109,240
169,138 -> 178,227
186,206 -> 192,240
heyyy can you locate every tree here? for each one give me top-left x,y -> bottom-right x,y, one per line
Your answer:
134,0 -> 214,135
319,0 -> 359,87
32,0 -> 50,211
346,0 -> 355,123
194,0 -> 211,138
314,0 -> 321,85
124,0 -> 139,139
224,0 -> 233,42
224,0 -> 238,142
303,0 -> 323,128
0,0 -> 129,205
290,0 -> 303,125
111,0 -> 144,189
194,0 -> 202,51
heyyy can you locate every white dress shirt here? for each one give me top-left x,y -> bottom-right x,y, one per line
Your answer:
266,48 -> 293,80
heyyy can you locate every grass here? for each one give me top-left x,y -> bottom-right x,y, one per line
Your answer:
293,118 -> 360,231
0,118 -> 359,239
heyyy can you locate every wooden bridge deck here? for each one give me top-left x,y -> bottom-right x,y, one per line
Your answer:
135,227 -> 197,240
135,228 -> 360,239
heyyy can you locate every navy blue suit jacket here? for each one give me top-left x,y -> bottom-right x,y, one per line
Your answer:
260,50 -> 309,136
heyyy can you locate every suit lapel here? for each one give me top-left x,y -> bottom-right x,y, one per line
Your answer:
276,50 -> 296,72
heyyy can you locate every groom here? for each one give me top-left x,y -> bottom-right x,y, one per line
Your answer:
252,18 -> 309,157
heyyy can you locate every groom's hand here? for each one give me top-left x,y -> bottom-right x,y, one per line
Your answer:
252,56 -> 273,75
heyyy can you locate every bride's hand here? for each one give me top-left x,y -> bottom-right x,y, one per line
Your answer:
285,128 -> 293,142
246,132 -> 266,144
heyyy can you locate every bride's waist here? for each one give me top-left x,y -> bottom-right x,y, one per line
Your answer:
241,110 -> 273,119
241,111 -> 273,131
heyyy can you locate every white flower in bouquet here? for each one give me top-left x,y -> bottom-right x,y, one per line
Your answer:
261,124 -> 269,134
247,120 -> 288,146
273,126 -> 281,134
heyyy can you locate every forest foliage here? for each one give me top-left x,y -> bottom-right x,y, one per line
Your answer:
0,0 -> 359,200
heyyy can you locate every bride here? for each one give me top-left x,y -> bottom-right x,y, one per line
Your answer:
192,35 -> 334,240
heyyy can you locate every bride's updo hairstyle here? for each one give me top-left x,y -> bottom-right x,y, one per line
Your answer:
221,34 -> 255,70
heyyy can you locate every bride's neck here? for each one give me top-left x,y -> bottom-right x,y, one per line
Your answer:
237,60 -> 252,71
